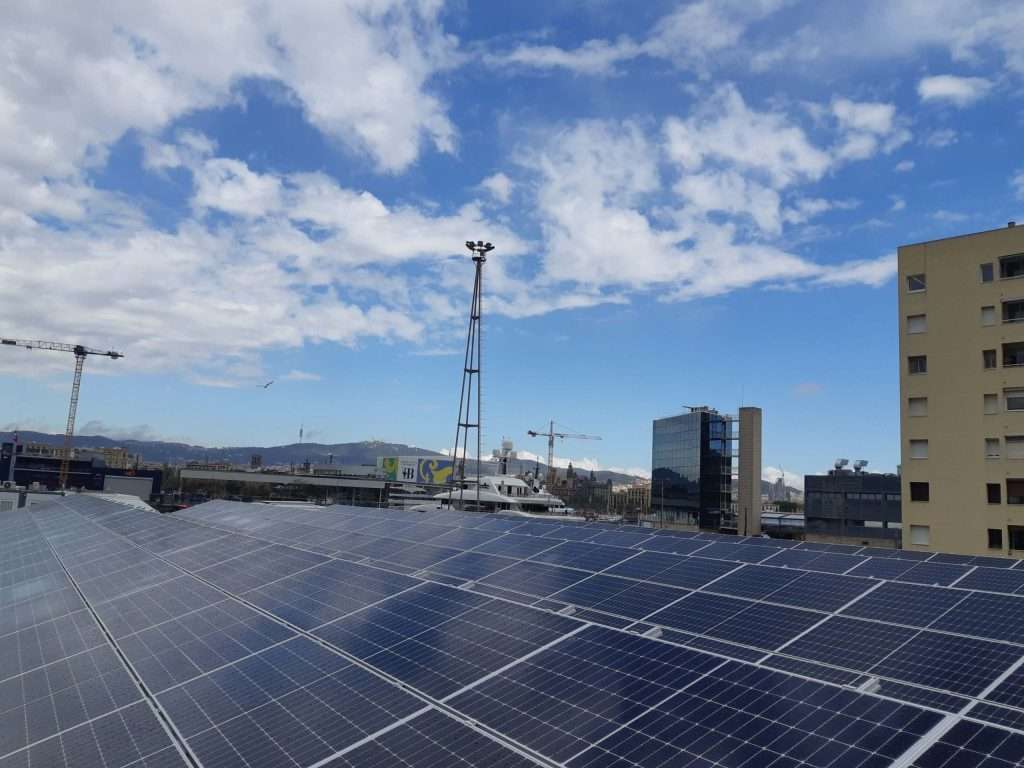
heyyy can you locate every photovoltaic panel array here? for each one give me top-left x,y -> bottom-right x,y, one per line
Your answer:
1,494 -> 1022,767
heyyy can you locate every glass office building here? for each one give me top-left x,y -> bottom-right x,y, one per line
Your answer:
651,407 -> 736,529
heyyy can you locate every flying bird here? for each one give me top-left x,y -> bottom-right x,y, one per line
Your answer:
261,380 -> 274,389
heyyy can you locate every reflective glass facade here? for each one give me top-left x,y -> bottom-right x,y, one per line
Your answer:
651,409 -> 734,529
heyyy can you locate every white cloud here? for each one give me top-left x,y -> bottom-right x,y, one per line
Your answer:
890,196 -> 906,212
485,0 -> 786,75
194,158 -> 283,218
1012,170 -> 1024,199
932,209 -> 969,223
924,128 -> 958,148
0,0 -> 457,190
831,99 -> 910,161
918,74 -> 993,106
894,160 -> 915,172
811,254 -> 896,287
282,370 -> 321,382
763,465 -> 803,491
513,447 -> 650,479
794,382 -> 823,397
480,172 -> 513,204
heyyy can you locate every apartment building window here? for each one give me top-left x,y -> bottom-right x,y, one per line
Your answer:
1009,480 -> 1024,504
1007,436 -> 1024,459
908,355 -> 927,375
989,528 -> 1003,548
984,349 -> 997,369
907,273 -> 926,292
1006,390 -> 1024,413
908,397 -> 927,417
1004,299 -> 1024,323
907,314 -> 927,333
981,263 -> 994,282
909,482 -> 929,502
909,525 -> 931,546
985,394 -> 999,414
1000,254 -> 1024,279
981,306 -> 996,326
986,438 -> 1001,458
988,484 -> 1002,504
909,439 -> 928,459
1002,343 -> 1024,367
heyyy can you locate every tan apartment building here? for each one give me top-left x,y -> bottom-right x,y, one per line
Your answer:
899,223 -> 1024,556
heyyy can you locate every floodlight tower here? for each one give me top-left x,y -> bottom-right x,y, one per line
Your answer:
449,240 -> 493,511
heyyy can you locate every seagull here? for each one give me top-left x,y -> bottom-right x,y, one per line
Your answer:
261,380 -> 274,389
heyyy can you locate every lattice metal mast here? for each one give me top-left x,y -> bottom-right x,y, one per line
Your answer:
1,338 -> 123,490
449,241 -> 493,511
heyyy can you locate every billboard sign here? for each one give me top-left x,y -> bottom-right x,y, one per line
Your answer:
378,456 -> 455,484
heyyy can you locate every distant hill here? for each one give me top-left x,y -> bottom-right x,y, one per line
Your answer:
0,431 -> 642,483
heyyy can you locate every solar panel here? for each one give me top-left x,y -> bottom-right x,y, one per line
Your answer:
841,581 -> 968,628
930,591 -> 1024,643
570,661 -> 942,768
324,708 -> 543,767
10,493 -> 1023,768
909,720 -> 1024,768
778,615 -> 919,670
448,625 -> 723,763
529,541 -> 636,571
956,566 -> 1024,594
478,560 -> 590,598
871,631 -> 1023,696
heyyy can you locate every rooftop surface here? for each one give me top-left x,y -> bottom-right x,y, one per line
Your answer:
2,495 -> 1024,767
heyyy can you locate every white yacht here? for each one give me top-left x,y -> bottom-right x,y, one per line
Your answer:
408,474 -> 578,517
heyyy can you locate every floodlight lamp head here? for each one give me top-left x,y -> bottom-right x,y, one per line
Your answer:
834,458 -> 849,470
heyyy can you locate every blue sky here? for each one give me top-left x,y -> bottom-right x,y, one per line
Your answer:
2,1 -> 1023,481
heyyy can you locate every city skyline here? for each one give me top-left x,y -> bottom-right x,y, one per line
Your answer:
3,2 -> 1023,482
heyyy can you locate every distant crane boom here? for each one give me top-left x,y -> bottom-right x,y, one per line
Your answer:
527,419 -> 602,488
1,338 -> 123,489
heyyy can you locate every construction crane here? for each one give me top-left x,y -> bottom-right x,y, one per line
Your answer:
527,420 -> 602,489
1,339 -> 123,490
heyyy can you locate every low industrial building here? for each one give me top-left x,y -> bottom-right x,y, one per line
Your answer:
804,463 -> 902,547
1,441 -> 162,498
178,468 -> 388,507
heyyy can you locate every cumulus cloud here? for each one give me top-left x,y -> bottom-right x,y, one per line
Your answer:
282,370 -> 322,382
794,381 -> 823,397
484,0 -> 785,75
764,465 -> 803,491
1012,170 -> 1024,199
918,74 -> 993,106
894,160 -> 915,172
925,128 -> 958,148
480,172 -> 514,204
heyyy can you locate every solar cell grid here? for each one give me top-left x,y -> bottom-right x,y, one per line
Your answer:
0,700 -> 187,768
764,570 -> 874,612
472,533 -> 560,559
422,527 -> 500,550
158,635 -> 425,767
761,655 -> 866,686
909,720 -> 1024,768
705,602 -> 822,651
930,591 -> 1024,643
608,551 -> 739,590
448,625 -> 723,763
956,566 -> 1024,594
778,615 -> 919,671
323,708 -> 544,768
365,599 -> 581,699
985,663 -> 1024,710
704,564 -> 803,600
195,545 -> 329,593
93,576 -> 226,638
569,660 -> 942,768
693,542 -> 771,563
529,541 -> 636,571
585,530 -> 654,549
0,587 -> 85,638
161,536 -> 270,571
116,601 -> 295,693
591,581 -> 687,621
369,542 -> 463,571
895,561 -> 971,587
478,560 -> 589,598
871,631 -> 1023,696
841,581 -> 968,628
646,592 -> 751,635
848,556 -> 917,580
0,610 -> 108,681
243,559 -> 421,630
422,551 -> 517,582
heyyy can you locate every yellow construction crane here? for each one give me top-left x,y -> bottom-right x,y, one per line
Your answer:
1,338 -> 123,490
527,420 -> 602,489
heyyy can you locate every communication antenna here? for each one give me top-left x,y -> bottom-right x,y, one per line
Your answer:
449,241 -> 494,511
